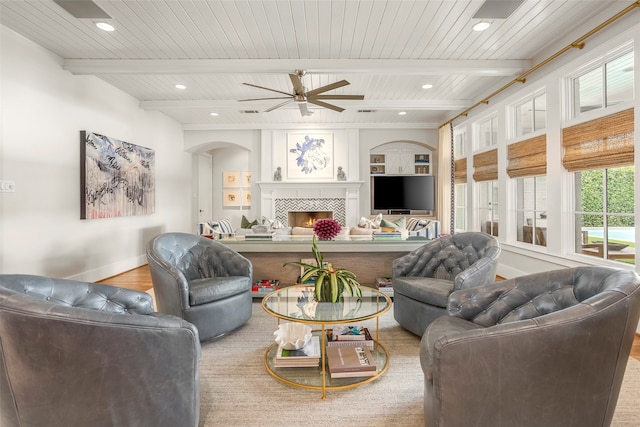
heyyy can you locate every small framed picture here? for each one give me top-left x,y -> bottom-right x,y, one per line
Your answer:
223,189 -> 241,206
241,171 -> 252,187
242,189 -> 251,207
223,171 -> 240,188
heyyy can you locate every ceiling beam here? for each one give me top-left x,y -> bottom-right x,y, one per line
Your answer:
64,58 -> 530,77
140,99 -> 472,111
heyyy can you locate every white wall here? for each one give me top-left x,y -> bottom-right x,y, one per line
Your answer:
185,127 -> 439,227
0,27 -> 192,281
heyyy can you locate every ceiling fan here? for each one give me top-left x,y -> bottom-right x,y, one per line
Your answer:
239,70 -> 364,116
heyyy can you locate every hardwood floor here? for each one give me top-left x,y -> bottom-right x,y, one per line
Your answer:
98,265 -> 153,292
99,265 -> 640,361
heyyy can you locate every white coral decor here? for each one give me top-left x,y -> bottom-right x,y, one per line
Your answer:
273,323 -> 312,350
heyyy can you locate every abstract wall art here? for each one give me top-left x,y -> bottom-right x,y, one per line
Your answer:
287,133 -> 334,179
80,131 -> 155,219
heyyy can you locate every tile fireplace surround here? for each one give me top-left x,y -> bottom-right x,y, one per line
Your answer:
257,182 -> 363,227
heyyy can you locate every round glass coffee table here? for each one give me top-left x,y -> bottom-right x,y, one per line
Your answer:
261,285 -> 392,399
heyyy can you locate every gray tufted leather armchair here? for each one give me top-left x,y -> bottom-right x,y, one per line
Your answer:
0,274 -> 200,427
392,232 -> 500,336
147,232 -> 253,341
420,266 -> 640,427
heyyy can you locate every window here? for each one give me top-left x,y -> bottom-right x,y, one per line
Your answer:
476,116 -> 498,149
515,93 -> 546,137
455,183 -> 467,232
573,51 -> 634,115
516,176 -> 547,247
574,166 -> 634,264
454,129 -> 467,157
479,180 -> 498,237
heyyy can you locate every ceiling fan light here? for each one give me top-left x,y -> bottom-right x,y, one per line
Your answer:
473,22 -> 491,31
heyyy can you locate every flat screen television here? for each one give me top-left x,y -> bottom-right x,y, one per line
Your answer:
372,175 -> 435,212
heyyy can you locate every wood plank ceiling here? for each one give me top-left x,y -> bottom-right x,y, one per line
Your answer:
0,0 -> 633,129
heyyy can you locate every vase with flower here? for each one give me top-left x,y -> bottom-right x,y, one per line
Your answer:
313,218 -> 341,240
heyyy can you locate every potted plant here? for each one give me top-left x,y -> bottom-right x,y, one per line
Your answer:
285,235 -> 362,302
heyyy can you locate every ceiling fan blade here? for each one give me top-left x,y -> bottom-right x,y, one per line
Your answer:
289,73 -> 305,95
307,99 -> 345,113
239,96 -> 292,102
306,80 -> 350,97
265,99 -> 293,112
243,82 -> 292,97
311,94 -> 365,100
298,102 -> 313,116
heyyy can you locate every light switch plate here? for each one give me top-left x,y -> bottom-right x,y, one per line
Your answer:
0,180 -> 16,192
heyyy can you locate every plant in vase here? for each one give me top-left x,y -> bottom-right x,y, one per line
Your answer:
284,235 -> 362,303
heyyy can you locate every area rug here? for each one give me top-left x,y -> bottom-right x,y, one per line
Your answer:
197,302 -> 640,427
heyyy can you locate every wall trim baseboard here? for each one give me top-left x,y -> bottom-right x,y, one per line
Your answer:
66,255 -> 147,283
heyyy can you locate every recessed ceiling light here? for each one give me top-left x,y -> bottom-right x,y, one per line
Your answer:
422,84 -> 433,89
95,22 -> 114,32
398,111 -> 407,116
473,22 -> 491,31
210,112 -> 219,117
174,84 -> 187,90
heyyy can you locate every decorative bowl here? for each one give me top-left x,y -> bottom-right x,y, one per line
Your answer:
252,224 -> 269,233
273,323 -> 312,350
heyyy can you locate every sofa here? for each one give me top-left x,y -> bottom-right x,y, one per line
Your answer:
201,214 -> 439,240
0,274 -> 200,427
392,232 -> 500,336
420,266 -> 640,427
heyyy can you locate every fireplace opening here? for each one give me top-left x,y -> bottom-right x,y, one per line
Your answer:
288,211 -> 333,228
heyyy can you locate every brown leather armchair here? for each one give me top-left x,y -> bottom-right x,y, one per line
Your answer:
0,274 -> 200,427
420,266 -> 640,427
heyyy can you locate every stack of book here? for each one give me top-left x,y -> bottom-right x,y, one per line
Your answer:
326,343 -> 377,378
372,231 -> 403,240
375,277 -> 392,288
274,335 -> 321,368
252,279 -> 280,293
327,326 -> 374,348
245,233 -> 273,240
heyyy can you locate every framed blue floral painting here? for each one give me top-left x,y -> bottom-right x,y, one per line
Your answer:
287,133 -> 334,179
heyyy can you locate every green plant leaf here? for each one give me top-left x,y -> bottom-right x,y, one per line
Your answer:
330,273 -> 338,302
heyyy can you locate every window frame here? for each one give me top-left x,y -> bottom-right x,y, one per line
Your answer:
510,89 -> 547,139
565,43 -> 634,121
474,114 -> 498,151
514,175 -> 547,248
572,166 -> 635,265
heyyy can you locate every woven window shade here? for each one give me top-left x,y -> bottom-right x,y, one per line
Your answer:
454,158 -> 467,183
507,135 -> 547,178
562,108 -> 634,172
473,149 -> 498,181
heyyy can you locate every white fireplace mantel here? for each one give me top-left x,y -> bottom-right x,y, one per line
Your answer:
257,181 -> 364,227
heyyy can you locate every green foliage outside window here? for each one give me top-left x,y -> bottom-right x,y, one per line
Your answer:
579,166 -> 634,227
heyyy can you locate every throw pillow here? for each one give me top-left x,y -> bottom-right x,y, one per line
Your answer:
358,213 -> 383,229
241,215 -> 258,229
407,217 -> 429,231
381,217 -> 406,230
208,219 -> 234,237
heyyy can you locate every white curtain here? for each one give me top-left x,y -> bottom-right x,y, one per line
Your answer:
437,124 -> 453,235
